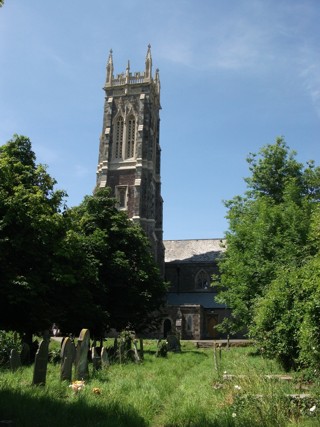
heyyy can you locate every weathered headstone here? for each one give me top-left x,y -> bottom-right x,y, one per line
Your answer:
20,342 -> 30,365
91,346 -> 101,370
100,347 -> 110,368
60,337 -> 76,382
132,340 -> 141,363
9,349 -> 21,371
75,329 -> 90,380
167,334 -> 181,353
32,334 -> 50,385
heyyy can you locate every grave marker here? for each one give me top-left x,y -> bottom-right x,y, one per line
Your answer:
60,337 -> 76,382
32,333 -> 50,385
101,347 -> 110,368
9,349 -> 21,371
75,328 -> 90,380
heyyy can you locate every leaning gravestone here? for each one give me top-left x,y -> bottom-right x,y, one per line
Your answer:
167,334 -> 181,353
9,349 -> 21,372
75,329 -> 90,380
60,337 -> 76,382
32,333 -> 50,385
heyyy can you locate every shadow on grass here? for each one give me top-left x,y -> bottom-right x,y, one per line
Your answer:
0,389 -> 147,427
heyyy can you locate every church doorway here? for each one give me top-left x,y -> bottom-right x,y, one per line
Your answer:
206,315 -> 219,339
163,319 -> 172,338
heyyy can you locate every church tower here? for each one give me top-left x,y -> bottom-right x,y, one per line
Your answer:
96,45 -> 164,272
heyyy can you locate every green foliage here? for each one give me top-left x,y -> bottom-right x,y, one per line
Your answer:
0,135 -> 68,334
216,137 -> 320,372
0,330 -> 21,367
0,135 -> 166,337
68,188 -> 168,333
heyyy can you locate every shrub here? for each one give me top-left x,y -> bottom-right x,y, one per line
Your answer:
0,330 -> 22,367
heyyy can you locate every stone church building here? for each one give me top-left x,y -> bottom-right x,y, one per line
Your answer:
96,46 -> 229,340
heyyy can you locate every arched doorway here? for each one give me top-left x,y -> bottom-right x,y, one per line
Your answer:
163,318 -> 172,338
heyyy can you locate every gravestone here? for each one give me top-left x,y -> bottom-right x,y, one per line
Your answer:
75,329 -> 90,380
9,349 -> 21,371
139,338 -> 144,360
101,347 -> 110,368
91,346 -> 101,370
60,337 -> 76,382
32,333 -> 50,385
20,342 -> 30,365
167,334 -> 181,353
132,340 -> 141,363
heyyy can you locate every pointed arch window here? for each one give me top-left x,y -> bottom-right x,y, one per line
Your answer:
195,269 -> 210,290
126,116 -> 135,159
114,116 -> 124,159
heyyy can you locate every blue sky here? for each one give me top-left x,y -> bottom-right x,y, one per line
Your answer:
1,0 -> 319,240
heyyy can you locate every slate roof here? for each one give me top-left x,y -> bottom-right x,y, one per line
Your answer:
166,292 -> 225,309
164,239 -> 225,263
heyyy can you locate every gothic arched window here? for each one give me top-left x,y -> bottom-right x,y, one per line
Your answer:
195,269 -> 210,290
126,116 -> 135,159
114,116 -> 124,159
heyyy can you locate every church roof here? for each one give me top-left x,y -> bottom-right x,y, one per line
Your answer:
166,292 -> 225,309
164,239 -> 225,263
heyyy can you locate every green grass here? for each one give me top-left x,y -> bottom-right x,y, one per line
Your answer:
0,341 -> 320,426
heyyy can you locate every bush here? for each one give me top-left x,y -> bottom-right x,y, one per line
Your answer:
0,330 -> 22,367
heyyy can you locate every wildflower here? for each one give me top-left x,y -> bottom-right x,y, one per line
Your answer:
234,385 -> 241,390
232,413 -> 237,418
69,380 -> 85,393
310,405 -> 316,413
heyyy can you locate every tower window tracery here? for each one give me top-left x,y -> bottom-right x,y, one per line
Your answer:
114,116 -> 124,159
126,116 -> 135,158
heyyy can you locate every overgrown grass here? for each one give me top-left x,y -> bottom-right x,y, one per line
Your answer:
0,341 -> 320,426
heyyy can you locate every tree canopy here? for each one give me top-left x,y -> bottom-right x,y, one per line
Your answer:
215,137 -> 320,370
68,188 -> 167,333
0,135 -> 68,335
0,135 -> 167,338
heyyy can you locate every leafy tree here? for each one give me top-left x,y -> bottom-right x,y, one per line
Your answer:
0,135 -> 166,339
215,138 -> 320,336
251,206 -> 320,370
0,135 -> 68,337
69,188 -> 168,333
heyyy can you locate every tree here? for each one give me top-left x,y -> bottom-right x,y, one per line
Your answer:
0,135 -> 166,339
69,188 -> 168,333
251,206 -> 320,370
215,138 -> 320,335
0,135 -> 68,337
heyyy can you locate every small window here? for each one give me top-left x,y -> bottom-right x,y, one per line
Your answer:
195,269 -> 210,290
116,186 -> 127,210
